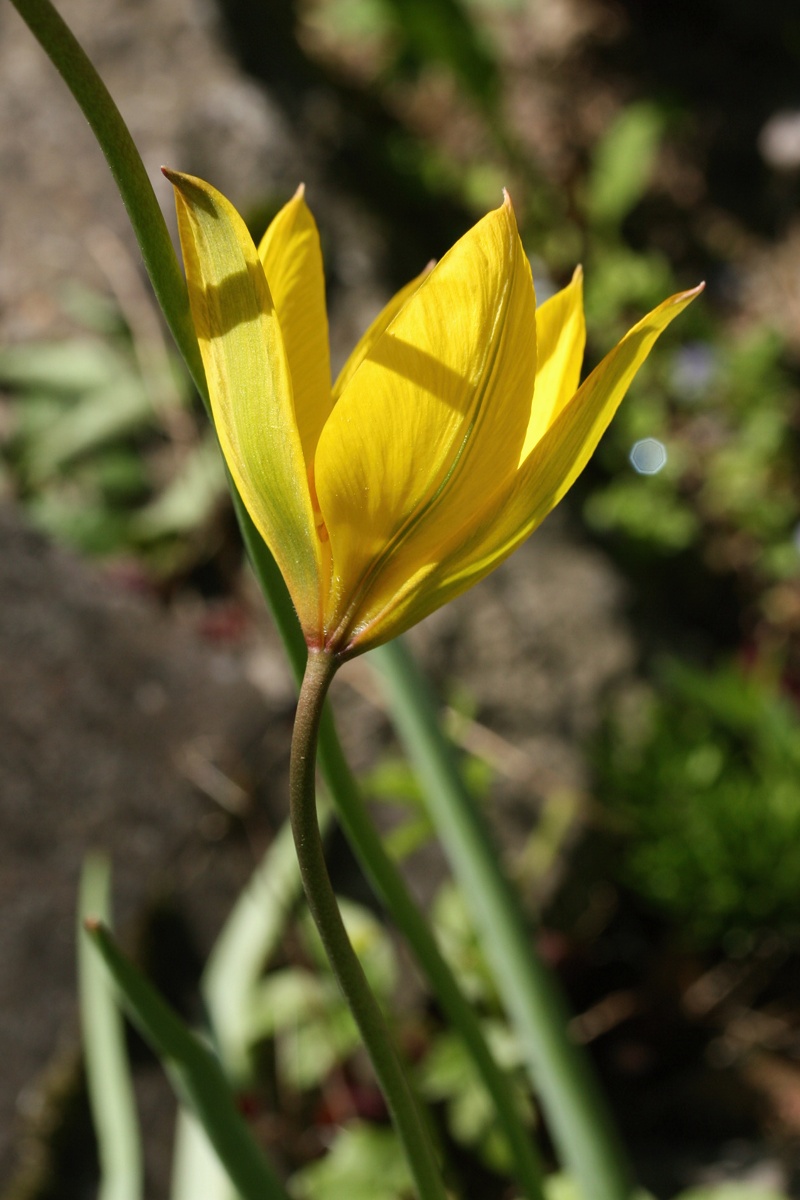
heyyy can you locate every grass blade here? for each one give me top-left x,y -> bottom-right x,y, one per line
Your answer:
371,638 -> 635,1200
170,1106 -> 236,1200
83,920 -> 291,1200
78,854 -> 143,1200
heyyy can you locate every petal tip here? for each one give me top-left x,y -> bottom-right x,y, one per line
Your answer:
293,181 -> 306,199
676,280 -> 705,304
161,166 -> 203,199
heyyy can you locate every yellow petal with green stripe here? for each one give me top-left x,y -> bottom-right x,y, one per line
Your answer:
164,169 -> 322,640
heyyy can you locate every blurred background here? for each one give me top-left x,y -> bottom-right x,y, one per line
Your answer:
4,0 -> 800,1196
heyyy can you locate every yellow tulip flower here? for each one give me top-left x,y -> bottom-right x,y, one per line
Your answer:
164,169 -> 701,660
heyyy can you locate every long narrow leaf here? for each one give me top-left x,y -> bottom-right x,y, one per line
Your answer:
78,855 -> 143,1200
170,1106 -> 235,1200
83,921 -> 291,1200
371,638 -> 635,1200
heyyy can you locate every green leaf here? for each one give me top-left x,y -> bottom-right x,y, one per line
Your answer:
27,488 -> 131,555
372,639 -> 634,1200
544,1176 -> 654,1200
583,477 -> 699,552
586,102 -> 665,226
78,854 -> 143,1200
290,1122 -> 412,1200
0,338 -> 127,393
83,921 -> 290,1200
383,813 -> 436,861
419,1026 -> 531,1173
250,969 -> 333,1039
26,376 -> 152,481
276,1005 -> 359,1093
133,434 -> 227,540
248,898 -> 398,1093
170,1107 -> 235,1200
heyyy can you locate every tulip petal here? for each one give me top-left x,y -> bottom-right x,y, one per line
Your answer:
315,194 -> 537,650
258,188 -> 332,463
332,265 -> 433,402
344,283 -> 703,655
520,266 -> 586,461
164,169 -> 322,638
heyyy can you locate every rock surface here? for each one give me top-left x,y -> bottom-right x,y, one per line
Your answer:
0,502 -> 290,1192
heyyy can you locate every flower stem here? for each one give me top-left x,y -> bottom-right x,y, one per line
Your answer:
289,649 -> 448,1200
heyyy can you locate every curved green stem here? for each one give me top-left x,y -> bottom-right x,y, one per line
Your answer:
290,650 -> 448,1200
238,517 -> 545,1199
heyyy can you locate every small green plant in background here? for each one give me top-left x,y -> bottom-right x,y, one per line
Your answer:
585,322 -> 800,584
595,659 -> 800,946
258,880 -> 535,1182
576,104 -> 800,611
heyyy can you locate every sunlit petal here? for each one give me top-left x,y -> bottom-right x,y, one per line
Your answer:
520,266 -> 586,461
164,168 -> 322,639
315,194 -> 537,648
258,187 -> 332,465
332,264 -> 433,402
342,284 -> 703,654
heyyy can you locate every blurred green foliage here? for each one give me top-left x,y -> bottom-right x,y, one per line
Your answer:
0,287 -> 226,575
585,102 -> 667,230
254,882 -> 533,1182
586,322 -> 800,585
572,104 -> 800,619
304,0 -> 501,113
291,1123 -> 412,1200
595,659 -> 800,946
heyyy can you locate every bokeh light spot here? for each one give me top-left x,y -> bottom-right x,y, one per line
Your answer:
630,437 -> 667,475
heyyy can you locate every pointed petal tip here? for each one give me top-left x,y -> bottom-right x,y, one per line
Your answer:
293,182 -> 306,199
676,280 -> 705,303
160,166 -> 202,197
572,263 -> 584,283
